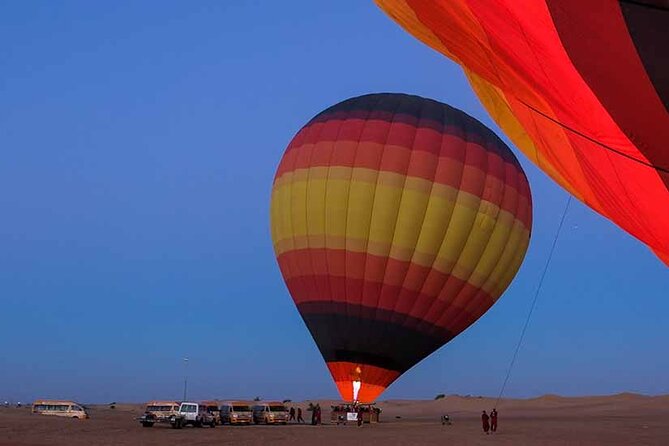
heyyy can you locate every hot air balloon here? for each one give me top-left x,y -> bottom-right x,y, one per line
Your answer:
270,93 -> 532,403
376,0 -> 669,265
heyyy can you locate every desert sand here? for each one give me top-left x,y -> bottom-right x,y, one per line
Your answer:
1,393 -> 668,445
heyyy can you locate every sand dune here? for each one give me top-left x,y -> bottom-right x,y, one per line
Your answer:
1,393 -> 668,445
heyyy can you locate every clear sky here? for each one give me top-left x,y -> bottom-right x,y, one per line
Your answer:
1,1 -> 667,404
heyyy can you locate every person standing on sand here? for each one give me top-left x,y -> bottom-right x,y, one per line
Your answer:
490,408 -> 498,432
357,406 -> 364,427
315,404 -> 322,425
289,407 -> 295,421
297,407 -> 304,423
481,410 -> 490,434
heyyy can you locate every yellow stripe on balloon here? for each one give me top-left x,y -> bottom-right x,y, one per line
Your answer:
271,169 -> 530,294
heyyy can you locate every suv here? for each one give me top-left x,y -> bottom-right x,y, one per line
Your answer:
252,402 -> 289,425
170,402 -> 216,428
138,400 -> 180,427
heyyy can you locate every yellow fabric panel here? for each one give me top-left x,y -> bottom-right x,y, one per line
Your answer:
324,174 -> 351,248
289,170 -> 308,251
468,207 -> 515,288
435,190 -> 481,277
346,168 -> 379,250
490,219 -> 531,299
451,185 -> 504,287
411,182 -> 458,266
389,185 -> 432,261
306,166 -> 328,251
270,177 -> 294,253
366,173 -> 405,260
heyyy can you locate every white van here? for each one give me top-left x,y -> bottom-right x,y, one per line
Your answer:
252,402 -> 288,425
32,400 -> 88,419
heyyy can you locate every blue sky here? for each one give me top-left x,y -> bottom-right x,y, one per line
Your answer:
1,1 -> 667,404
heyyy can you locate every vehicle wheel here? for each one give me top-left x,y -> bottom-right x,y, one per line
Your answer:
142,422 -> 153,428
282,422 -> 287,425
72,416 -> 79,419
210,421 -> 216,428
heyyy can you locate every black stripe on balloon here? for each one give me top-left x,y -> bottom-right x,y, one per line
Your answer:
306,93 -> 522,168
298,302 -> 453,373
620,2 -> 669,109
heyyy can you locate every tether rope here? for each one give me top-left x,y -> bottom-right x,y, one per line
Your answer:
494,194 -> 573,409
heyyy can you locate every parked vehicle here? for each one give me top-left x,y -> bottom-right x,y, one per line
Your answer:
220,401 -> 253,425
169,402 -> 216,429
32,400 -> 88,419
252,402 -> 289,425
137,400 -> 180,427
200,401 -> 221,424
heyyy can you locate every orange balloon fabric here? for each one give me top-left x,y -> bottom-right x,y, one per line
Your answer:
270,94 -> 532,402
376,0 -> 669,265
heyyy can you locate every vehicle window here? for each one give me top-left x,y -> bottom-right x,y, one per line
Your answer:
147,405 -> 172,411
233,405 -> 250,411
182,405 -> 196,413
269,406 -> 286,412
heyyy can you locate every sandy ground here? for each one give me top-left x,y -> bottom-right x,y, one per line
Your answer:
1,394 -> 668,445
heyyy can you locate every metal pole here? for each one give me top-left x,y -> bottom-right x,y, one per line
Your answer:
183,357 -> 189,401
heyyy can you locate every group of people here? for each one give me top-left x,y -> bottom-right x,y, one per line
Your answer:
287,406 -> 304,423
481,409 -> 498,434
287,404 -> 322,425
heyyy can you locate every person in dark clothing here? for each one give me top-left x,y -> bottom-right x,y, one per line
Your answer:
315,404 -> 322,425
289,407 -> 295,421
311,406 -> 316,425
481,410 -> 490,434
490,408 -> 498,432
357,407 -> 364,427
297,407 -> 304,423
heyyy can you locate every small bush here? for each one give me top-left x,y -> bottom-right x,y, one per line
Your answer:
434,394 -> 446,400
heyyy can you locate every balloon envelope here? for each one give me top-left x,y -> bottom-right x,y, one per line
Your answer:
270,93 -> 532,402
376,0 -> 669,265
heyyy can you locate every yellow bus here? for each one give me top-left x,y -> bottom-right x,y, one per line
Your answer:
32,400 -> 88,419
